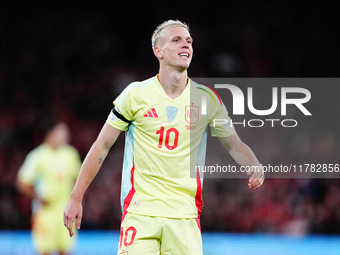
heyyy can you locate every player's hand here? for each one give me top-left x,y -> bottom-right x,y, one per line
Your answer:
247,165 -> 264,190
63,197 -> 82,237
36,195 -> 49,207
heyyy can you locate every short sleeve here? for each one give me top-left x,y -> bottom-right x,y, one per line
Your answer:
203,87 -> 235,137
106,83 -> 136,131
17,151 -> 39,185
209,102 -> 236,137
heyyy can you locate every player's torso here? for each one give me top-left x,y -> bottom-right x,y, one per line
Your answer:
119,76 -> 211,218
34,145 -> 76,203
129,77 -> 208,178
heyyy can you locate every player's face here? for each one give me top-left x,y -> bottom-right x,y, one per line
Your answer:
156,26 -> 193,71
51,123 -> 70,147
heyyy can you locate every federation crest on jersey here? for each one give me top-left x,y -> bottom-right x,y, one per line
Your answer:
185,105 -> 199,124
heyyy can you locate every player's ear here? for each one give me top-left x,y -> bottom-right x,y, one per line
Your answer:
153,46 -> 163,60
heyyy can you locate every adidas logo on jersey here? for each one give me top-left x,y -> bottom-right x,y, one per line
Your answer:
144,108 -> 159,118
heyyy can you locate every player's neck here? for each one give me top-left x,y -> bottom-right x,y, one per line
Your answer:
45,138 -> 60,150
158,67 -> 188,99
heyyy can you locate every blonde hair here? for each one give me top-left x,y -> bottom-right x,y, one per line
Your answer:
151,20 -> 189,49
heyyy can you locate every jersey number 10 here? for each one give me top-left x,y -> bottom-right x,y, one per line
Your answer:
156,127 -> 179,150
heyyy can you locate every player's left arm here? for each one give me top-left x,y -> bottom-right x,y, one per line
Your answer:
16,180 -> 48,206
218,133 -> 264,190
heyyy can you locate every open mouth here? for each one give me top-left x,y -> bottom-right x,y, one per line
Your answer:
179,52 -> 189,58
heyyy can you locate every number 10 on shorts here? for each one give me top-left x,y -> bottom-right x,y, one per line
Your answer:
119,226 -> 137,249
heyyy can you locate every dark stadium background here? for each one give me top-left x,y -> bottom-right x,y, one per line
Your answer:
1,2 -> 340,253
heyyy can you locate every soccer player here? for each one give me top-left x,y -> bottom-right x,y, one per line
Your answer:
63,20 -> 264,255
17,119 -> 81,255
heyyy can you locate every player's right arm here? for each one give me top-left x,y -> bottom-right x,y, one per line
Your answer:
63,122 -> 121,237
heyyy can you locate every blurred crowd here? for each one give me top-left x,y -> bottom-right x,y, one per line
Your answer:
1,4 -> 340,235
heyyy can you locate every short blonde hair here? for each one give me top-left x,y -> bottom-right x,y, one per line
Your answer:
151,20 -> 189,49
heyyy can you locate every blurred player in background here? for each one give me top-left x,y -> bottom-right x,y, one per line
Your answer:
64,20 -> 264,254
17,119 -> 81,255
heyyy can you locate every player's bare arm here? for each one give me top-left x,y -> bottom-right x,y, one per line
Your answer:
63,123 -> 121,237
16,180 -> 48,206
218,133 -> 264,190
